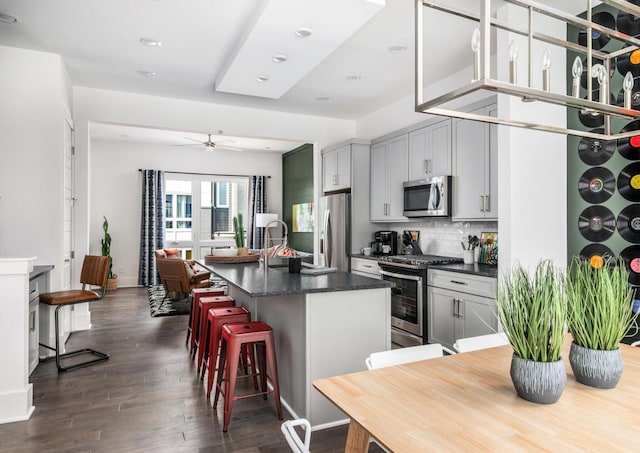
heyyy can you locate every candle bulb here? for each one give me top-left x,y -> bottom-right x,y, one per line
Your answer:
542,49 -> 552,92
471,28 -> 480,82
624,71 -> 634,109
508,41 -> 518,84
594,64 -> 609,104
571,56 -> 583,97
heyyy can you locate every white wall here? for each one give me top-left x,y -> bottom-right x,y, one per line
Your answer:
0,45 -> 72,290
90,140 -> 283,287
496,7 -> 568,270
73,87 -> 356,278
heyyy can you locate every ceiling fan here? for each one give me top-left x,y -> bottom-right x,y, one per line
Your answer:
175,133 -> 242,152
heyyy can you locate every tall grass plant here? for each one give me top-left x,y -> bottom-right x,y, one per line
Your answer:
566,257 -> 638,351
497,260 -> 567,362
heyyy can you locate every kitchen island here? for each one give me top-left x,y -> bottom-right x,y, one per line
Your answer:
201,261 -> 391,427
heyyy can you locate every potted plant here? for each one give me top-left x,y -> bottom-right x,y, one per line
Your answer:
565,257 -> 638,388
101,216 -> 118,291
233,214 -> 247,256
497,260 -> 567,404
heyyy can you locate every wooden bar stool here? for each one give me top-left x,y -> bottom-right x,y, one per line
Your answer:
188,287 -> 225,349
213,321 -> 283,432
202,306 -> 252,397
194,295 -> 235,364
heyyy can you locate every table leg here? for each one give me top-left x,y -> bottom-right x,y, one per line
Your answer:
345,419 -> 371,453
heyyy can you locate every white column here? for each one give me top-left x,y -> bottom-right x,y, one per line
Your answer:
0,257 -> 35,423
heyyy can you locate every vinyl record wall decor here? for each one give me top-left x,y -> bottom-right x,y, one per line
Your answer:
567,1 -> 640,284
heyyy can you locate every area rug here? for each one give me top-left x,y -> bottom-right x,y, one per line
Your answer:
148,285 -> 191,318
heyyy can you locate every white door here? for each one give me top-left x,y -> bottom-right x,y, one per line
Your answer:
63,118 -> 73,290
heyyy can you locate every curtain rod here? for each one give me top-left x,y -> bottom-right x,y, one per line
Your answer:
138,169 -> 270,178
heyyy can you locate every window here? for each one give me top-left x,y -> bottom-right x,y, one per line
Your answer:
164,175 -> 249,259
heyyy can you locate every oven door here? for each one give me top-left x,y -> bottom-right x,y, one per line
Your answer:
380,269 -> 423,339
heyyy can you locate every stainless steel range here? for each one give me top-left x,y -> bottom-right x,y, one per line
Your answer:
378,254 -> 463,347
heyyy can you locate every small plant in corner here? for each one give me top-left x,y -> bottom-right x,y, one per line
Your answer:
102,216 -> 117,289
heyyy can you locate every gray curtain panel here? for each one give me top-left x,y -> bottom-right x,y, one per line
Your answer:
248,175 -> 267,249
138,169 -> 165,286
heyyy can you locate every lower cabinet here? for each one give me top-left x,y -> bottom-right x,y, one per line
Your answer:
427,269 -> 497,351
350,257 -> 381,279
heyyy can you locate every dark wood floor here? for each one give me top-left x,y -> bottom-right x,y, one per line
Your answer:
0,287 -> 368,452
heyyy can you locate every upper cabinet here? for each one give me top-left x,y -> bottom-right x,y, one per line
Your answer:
452,103 -> 498,220
408,119 -> 452,180
322,144 -> 351,193
370,135 -> 408,222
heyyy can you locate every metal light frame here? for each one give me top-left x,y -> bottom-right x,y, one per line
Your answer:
416,0 -> 640,140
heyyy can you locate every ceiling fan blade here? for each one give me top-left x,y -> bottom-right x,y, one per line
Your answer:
172,143 -> 202,147
212,139 -> 235,146
183,136 -> 205,144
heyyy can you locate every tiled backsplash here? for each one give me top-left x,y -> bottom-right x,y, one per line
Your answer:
391,219 -> 498,258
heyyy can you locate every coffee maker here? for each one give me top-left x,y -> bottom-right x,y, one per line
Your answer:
372,231 -> 398,256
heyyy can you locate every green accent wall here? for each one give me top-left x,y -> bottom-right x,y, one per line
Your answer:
283,143 -> 314,252
566,4 -> 632,265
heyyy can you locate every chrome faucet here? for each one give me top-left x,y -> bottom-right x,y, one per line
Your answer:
262,219 -> 288,273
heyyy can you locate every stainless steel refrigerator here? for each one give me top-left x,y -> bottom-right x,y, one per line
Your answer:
318,192 -> 377,272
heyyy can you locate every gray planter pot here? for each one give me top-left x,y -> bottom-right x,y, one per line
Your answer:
569,341 -> 623,389
510,354 -> 566,404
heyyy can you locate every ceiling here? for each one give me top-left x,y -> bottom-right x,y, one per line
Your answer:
0,0 -> 591,151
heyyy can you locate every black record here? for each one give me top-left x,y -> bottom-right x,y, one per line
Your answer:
578,90 -> 615,128
578,12 -> 615,50
616,49 -> 640,77
579,244 -> 615,269
578,129 -> 615,165
578,206 -> 616,242
578,167 -> 615,203
620,245 -> 640,285
617,120 -> 640,160
617,0 -> 640,37
618,162 -> 640,201
617,205 -> 640,243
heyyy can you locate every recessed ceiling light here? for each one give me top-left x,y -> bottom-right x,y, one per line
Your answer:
264,146 -> 272,150
272,54 -> 288,63
256,75 -> 269,83
0,13 -> 17,23
316,96 -> 331,101
346,75 -> 361,81
139,37 -> 162,47
388,45 -> 408,53
295,27 -> 312,38
137,70 -> 157,77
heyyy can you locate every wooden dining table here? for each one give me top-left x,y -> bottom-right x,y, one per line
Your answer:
313,340 -> 640,452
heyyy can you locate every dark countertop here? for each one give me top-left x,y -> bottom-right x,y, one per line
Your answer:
205,262 -> 391,298
30,265 -> 54,280
351,254 -> 498,279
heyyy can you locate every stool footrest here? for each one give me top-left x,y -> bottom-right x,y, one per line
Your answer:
39,346 -> 110,372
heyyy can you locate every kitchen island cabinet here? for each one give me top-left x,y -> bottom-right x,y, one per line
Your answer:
203,262 -> 391,427
427,268 -> 497,351
453,102 -> 498,220
370,135 -> 408,222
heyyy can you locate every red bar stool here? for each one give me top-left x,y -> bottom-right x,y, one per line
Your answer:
188,287 -> 225,348
201,306 -> 252,396
194,296 -> 235,364
213,321 -> 283,432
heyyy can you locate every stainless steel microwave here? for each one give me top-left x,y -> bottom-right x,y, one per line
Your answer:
403,176 -> 451,217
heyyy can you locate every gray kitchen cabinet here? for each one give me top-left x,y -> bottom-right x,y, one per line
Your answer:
370,134 -> 408,222
408,119 -> 451,180
427,269 -> 497,351
452,103 -> 498,220
322,144 -> 351,193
